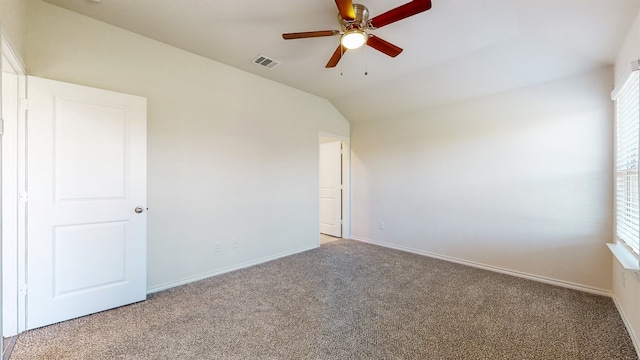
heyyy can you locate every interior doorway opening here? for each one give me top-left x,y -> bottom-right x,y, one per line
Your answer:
319,133 -> 350,244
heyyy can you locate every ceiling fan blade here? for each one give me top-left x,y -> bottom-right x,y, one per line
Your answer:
335,0 -> 355,20
326,45 -> 348,68
369,0 -> 432,29
282,30 -> 340,40
366,35 -> 403,57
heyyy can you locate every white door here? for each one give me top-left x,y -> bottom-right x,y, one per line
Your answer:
320,141 -> 342,237
26,76 -> 147,330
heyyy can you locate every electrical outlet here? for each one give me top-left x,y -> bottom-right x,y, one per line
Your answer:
232,239 -> 239,249
215,242 -> 222,252
379,222 -> 385,230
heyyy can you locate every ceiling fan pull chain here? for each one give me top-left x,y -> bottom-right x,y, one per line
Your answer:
340,46 -> 344,76
365,45 -> 369,76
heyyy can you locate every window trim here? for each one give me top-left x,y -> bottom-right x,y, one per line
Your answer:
610,60 -> 640,271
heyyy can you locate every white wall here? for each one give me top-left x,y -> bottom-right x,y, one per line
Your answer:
615,9 -> 640,81
0,0 -> 26,60
26,0 -> 349,291
612,8 -> 640,354
351,68 -> 614,293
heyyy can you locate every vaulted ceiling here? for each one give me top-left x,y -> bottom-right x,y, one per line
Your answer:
44,0 -> 640,123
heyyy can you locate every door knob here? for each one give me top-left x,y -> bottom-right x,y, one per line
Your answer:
134,206 -> 144,213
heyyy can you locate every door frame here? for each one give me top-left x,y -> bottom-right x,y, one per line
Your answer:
1,26 -> 28,337
318,132 -> 350,242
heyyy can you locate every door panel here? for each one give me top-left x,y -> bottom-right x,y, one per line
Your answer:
26,76 -> 147,330
55,99 -> 127,200
53,222 -> 127,295
320,141 -> 342,237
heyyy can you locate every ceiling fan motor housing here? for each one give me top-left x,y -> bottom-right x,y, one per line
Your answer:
340,3 -> 370,31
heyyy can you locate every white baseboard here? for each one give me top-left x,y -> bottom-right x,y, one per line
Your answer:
612,295 -> 640,357
146,244 -> 319,294
350,236 -> 611,297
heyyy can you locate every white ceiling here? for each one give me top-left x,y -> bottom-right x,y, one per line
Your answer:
44,0 -> 640,124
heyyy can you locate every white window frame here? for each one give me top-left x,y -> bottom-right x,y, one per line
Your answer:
610,60 -> 640,271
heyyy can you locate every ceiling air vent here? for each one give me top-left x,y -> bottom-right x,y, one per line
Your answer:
252,55 -> 280,70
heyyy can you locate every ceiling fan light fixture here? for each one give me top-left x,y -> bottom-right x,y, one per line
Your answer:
341,29 -> 367,49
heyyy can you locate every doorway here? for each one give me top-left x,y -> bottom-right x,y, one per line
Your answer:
319,133 -> 350,243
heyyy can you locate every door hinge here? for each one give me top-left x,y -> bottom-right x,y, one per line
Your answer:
0,117 -> 4,136
19,191 -> 28,202
19,98 -> 28,111
19,284 -> 27,296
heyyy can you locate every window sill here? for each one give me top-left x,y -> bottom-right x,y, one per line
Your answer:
607,243 -> 640,272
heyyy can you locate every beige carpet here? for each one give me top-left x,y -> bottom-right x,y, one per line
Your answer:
10,240 -> 638,359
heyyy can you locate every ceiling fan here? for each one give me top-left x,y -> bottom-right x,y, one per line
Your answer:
282,0 -> 432,68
